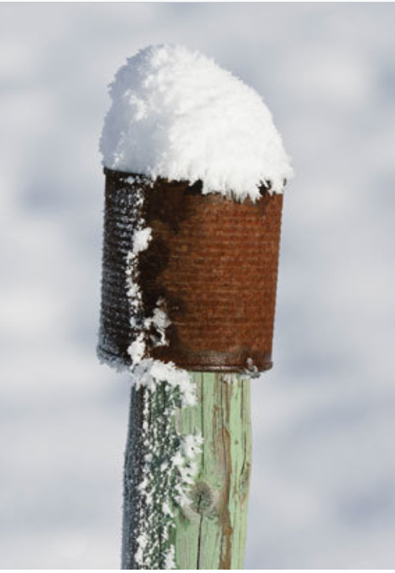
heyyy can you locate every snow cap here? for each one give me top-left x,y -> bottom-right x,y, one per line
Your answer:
100,44 -> 292,201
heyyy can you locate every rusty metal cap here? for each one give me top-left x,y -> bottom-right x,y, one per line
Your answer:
98,168 -> 283,373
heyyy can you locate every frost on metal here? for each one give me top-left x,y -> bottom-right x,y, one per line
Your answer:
100,44 -> 293,201
97,174 -> 149,371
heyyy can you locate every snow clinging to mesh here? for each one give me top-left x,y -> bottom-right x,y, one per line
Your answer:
100,44 -> 293,200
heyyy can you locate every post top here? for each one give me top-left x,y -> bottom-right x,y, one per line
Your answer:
100,44 -> 292,202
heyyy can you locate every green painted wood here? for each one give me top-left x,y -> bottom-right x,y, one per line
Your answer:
122,372 -> 252,570
174,372 -> 252,570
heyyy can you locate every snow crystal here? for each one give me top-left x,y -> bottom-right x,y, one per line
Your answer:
128,334 -> 146,364
101,44 -> 292,200
164,546 -> 176,570
246,357 -> 259,375
162,501 -> 173,517
131,358 -> 196,407
182,434 -> 204,459
171,451 -> 184,467
151,307 -> 170,331
132,227 -> 152,254
222,373 -> 239,385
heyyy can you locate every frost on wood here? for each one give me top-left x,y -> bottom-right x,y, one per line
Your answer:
100,44 -> 293,201
122,381 -> 203,570
131,359 -> 196,408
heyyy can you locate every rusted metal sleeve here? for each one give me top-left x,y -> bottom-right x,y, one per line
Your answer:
98,169 -> 283,373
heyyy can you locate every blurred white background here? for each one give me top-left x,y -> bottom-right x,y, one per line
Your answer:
1,2 -> 395,568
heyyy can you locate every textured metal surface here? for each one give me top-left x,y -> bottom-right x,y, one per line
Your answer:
97,172 -> 142,367
98,169 -> 284,373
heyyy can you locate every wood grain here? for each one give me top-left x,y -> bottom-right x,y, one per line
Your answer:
122,372 -> 252,570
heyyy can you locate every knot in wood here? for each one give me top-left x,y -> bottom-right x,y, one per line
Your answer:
189,481 -> 217,517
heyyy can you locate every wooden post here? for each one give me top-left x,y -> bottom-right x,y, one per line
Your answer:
122,372 -> 252,570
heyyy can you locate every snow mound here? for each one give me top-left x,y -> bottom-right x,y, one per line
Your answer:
100,44 -> 292,200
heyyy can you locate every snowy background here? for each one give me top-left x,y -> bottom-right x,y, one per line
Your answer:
1,2 -> 395,569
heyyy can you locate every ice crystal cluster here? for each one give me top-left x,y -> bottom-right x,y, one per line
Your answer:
101,44 -> 292,201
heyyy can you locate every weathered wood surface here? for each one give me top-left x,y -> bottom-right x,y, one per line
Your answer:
121,372 -> 252,570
